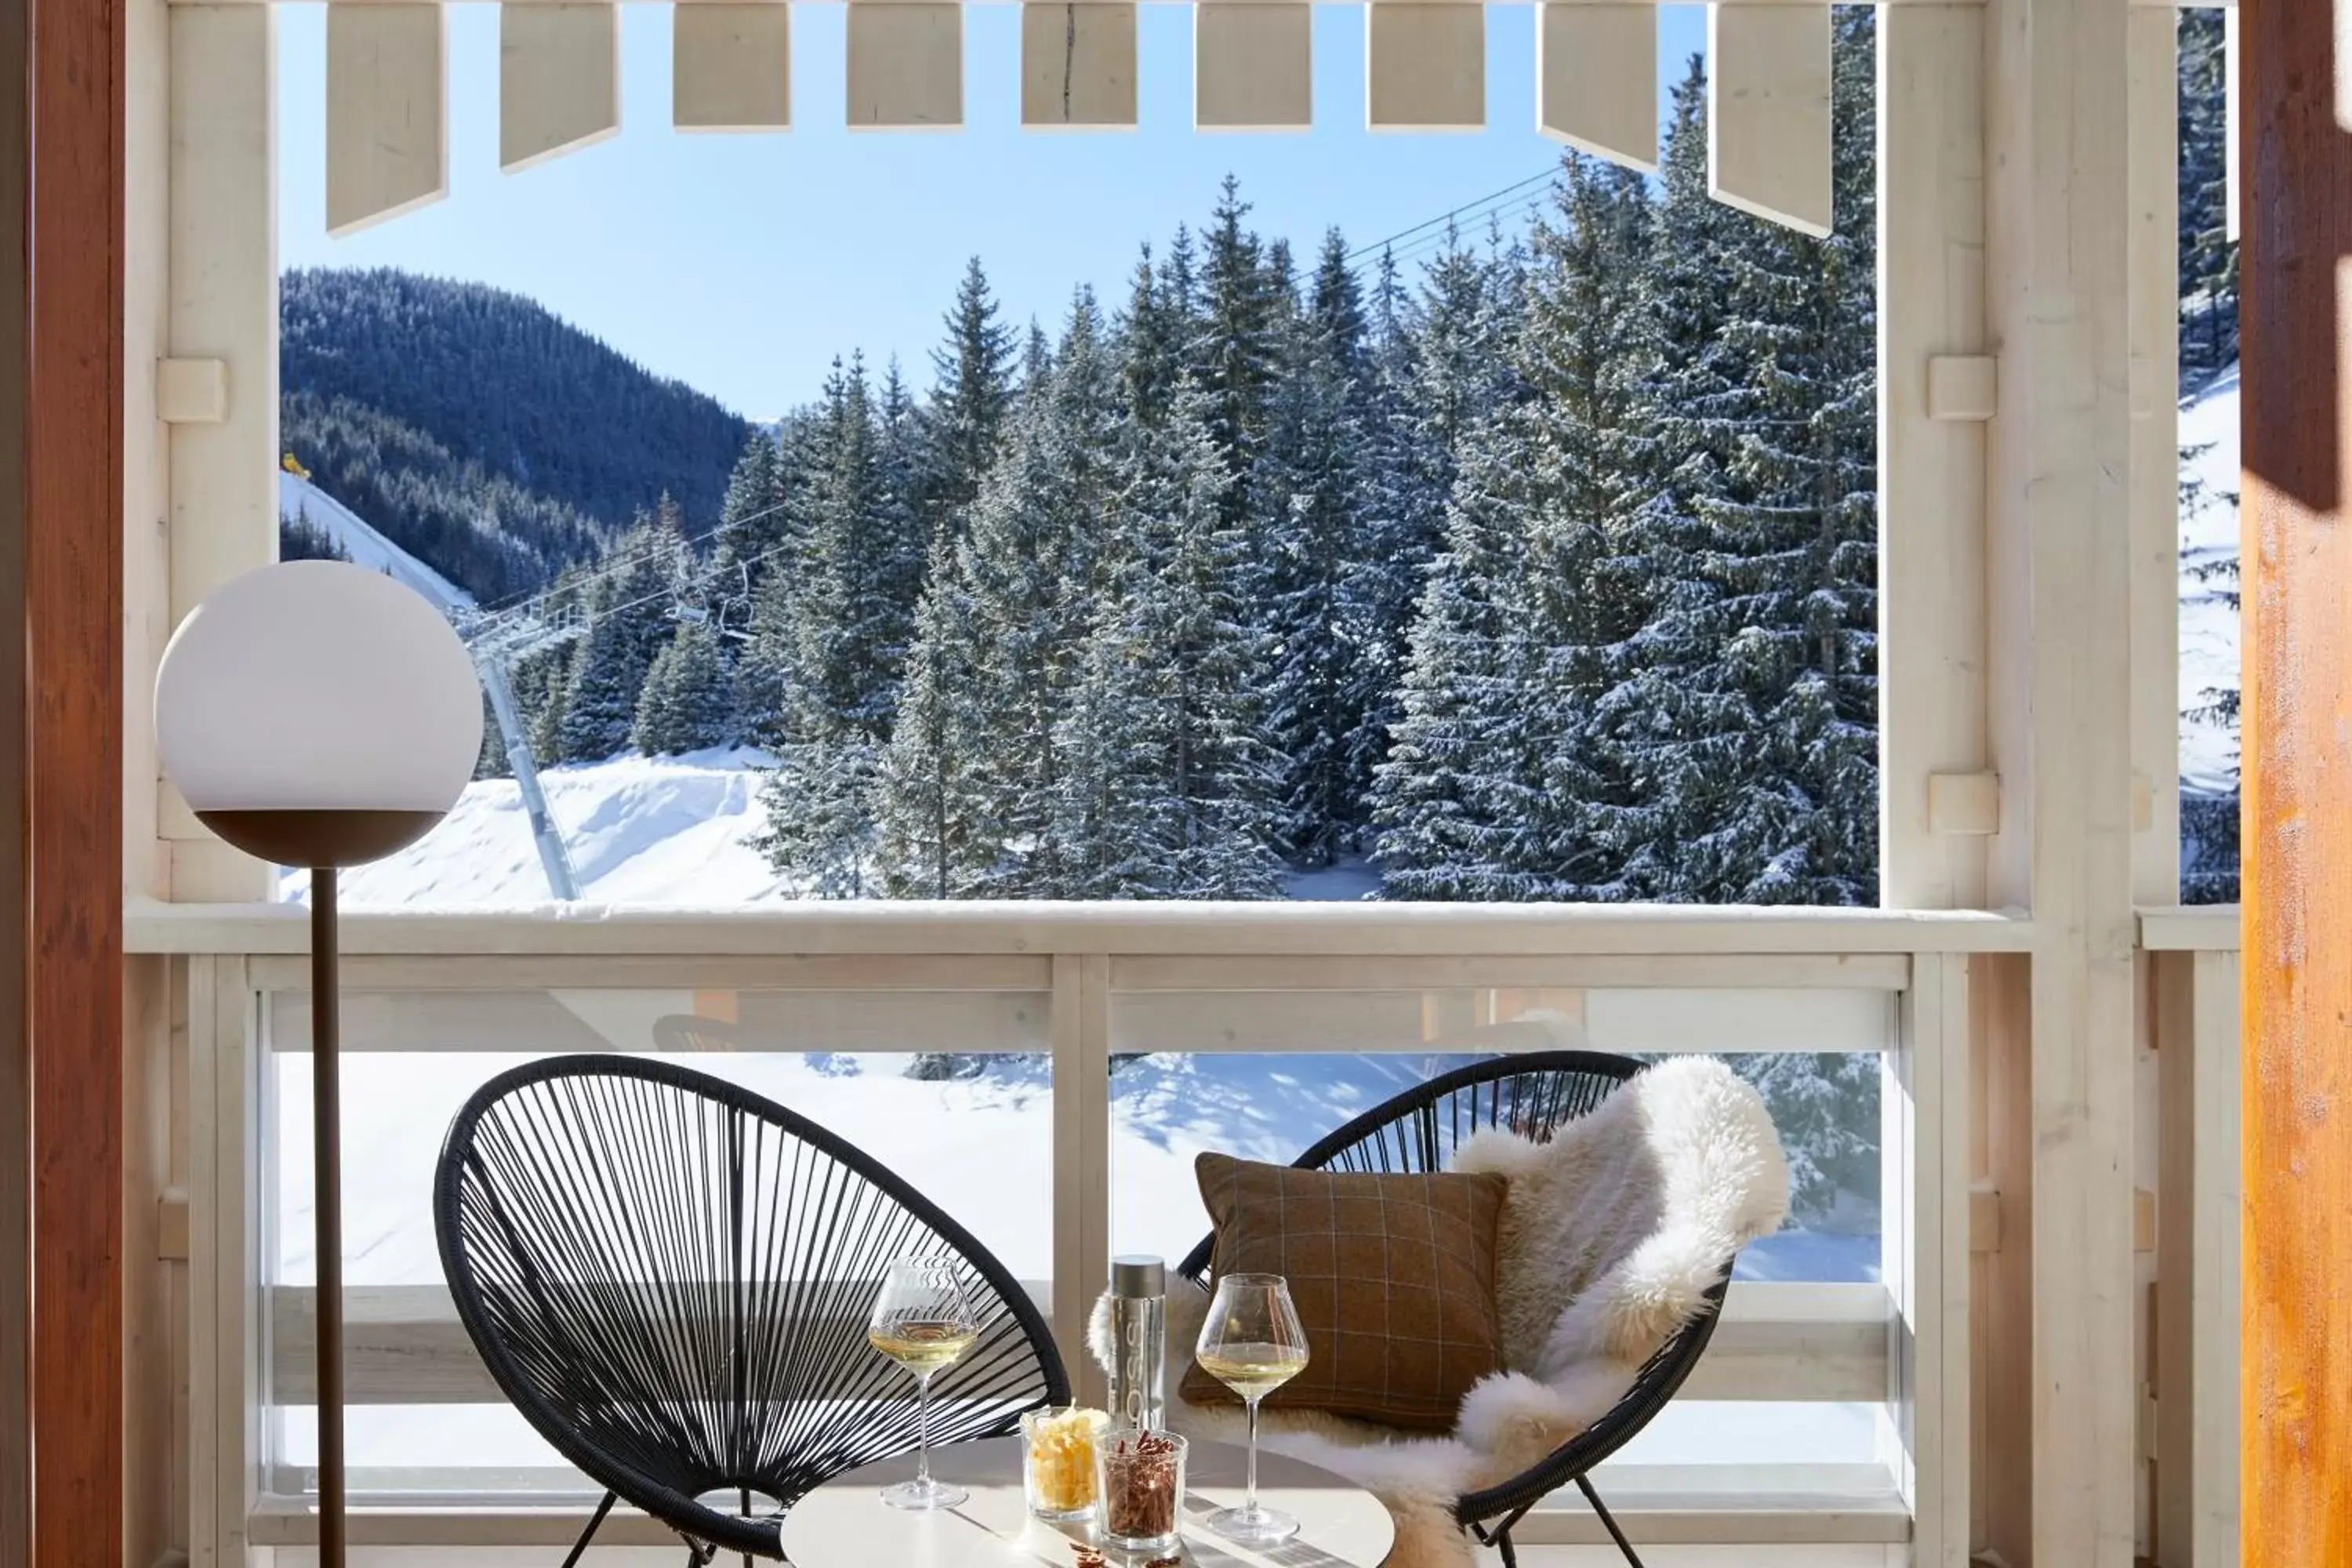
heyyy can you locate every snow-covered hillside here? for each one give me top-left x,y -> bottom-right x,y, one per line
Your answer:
2178,365 -> 2241,799
279,470 -> 474,612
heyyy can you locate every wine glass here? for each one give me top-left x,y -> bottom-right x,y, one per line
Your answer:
867,1256 -> 982,1511
1194,1272 -> 1311,1544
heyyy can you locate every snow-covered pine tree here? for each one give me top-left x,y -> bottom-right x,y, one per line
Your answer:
754,354 -> 927,895
1058,376 -> 1283,898
879,292 -> 1122,897
1191,177 -> 1285,536
1579,56 -> 1773,901
632,617 -> 733,755
557,507 -> 685,762
872,529 -> 996,896
1260,230 -> 1374,866
2176,9 -> 2236,388
920,257 -> 1018,541
1651,10 -> 1878,906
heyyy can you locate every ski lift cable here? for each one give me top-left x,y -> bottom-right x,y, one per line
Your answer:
1344,168 -> 1558,268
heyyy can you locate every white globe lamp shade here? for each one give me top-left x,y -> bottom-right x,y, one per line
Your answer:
154,559 -> 485,867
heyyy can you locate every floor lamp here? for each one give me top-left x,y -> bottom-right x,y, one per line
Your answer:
155,560 -> 484,1568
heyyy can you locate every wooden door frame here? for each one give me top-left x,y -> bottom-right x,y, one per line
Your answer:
7,0 -> 128,1556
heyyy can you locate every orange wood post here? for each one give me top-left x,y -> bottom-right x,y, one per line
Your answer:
24,0 -> 126,1555
2241,0 -> 2352,1559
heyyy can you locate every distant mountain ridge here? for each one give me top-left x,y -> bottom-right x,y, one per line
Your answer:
280,267 -> 750,602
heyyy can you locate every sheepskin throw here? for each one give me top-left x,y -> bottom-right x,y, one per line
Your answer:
1091,1058 -> 1789,1568
1179,1153 -> 1509,1431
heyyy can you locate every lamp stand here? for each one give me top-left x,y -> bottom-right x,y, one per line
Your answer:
187,809 -> 444,1568
311,864 -> 344,1568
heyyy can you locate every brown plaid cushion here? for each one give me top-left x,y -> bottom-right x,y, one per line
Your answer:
1180,1152 -> 1508,1432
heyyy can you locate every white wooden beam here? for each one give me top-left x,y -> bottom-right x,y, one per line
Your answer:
168,4 -> 277,900
325,1 -> 445,234
672,2 -> 790,131
1878,5 -> 1989,912
2125,5 -> 2180,903
1194,2 -> 1310,130
847,2 -> 963,129
1022,2 -> 1137,129
499,2 -> 619,172
1980,0 -> 2140,1550
1367,3 -> 1484,132
1927,772 -> 2001,837
1707,2 -> 1831,237
1536,2 -> 1656,172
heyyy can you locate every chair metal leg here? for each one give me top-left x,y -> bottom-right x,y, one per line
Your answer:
1494,1525 -> 1517,1567
561,1491 -> 617,1568
1574,1474 -> 1646,1568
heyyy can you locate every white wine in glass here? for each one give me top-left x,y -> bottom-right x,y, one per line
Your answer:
1196,1273 -> 1311,1545
868,1257 -> 982,1511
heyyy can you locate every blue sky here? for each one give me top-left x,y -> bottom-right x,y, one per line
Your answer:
278,3 -> 1707,418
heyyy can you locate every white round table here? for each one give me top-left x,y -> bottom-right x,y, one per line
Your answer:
779,1434 -> 1395,1567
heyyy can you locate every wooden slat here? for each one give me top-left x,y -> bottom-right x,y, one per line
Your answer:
498,2 -> 619,172
1536,3 -> 1655,172
326,2 -> 446,234
846,2 -> 963,129
1706,2 -> 1831,237
274,1280 -> 1885,1405
28,0 -> 124,1541
1108,952 -> 1911,991
2241,0 -> 2352,1555
672,2 -> 790,131
1366,3 -> 1483,131
1194,2 -> 1310,130
2154,950 -> 2240,1566
1021,2 -> 1136,129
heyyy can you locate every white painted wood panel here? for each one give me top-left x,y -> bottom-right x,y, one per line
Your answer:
167,5 -> 278,900
1022,1 -> 1137,128
1195,2 -> 1311,130
847,2 -> 963,129
672,2 -> 789,130
325,2 -> 445,234
2125,5 -> 2180,904
1367,3 -> 1484,131
1537,3 -> 1656,171
498,2 -> 619,172
1707,2 -> 1831,237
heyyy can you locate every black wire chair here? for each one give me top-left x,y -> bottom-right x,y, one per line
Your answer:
1176,1050 -> 1738,1568
434,1053 -> 1070,1566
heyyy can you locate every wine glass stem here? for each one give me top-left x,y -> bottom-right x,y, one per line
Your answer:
916,1371 -> 934,1489
1245,1396 -> 1261,1515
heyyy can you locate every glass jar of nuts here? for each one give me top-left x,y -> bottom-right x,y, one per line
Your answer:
1019,1406 -> 1110,1521
1097,1430 -> 1188,1553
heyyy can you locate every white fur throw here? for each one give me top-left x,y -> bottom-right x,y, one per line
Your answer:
1089,1057 -> 1790,1568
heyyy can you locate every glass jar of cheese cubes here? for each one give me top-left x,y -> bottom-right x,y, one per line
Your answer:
1019,1406 -> 1110,1522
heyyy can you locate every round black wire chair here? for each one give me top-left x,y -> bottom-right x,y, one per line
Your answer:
1177,1050 -> 1738,1568
434,1053 -> 1070,1566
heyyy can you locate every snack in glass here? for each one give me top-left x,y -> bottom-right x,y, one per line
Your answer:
1019,1406 -> 1109,1520
1097,1429 -> 1188,1552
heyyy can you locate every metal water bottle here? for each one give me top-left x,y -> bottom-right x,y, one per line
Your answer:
1108,1255 -> 1167,1432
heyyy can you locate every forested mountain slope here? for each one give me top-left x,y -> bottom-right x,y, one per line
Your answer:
280,267 -> 749,601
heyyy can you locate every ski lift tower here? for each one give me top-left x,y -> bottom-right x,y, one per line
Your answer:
454,601 -> 586,901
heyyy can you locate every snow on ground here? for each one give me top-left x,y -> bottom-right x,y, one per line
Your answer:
282,746 -> 791,907
279,470 -> 474,612
2178,365 -> 2241,797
